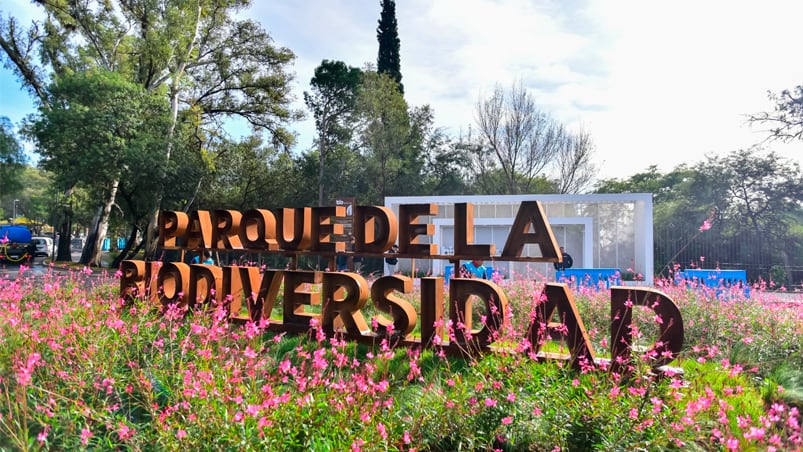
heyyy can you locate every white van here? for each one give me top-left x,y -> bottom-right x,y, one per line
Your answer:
32,237 -> 54,258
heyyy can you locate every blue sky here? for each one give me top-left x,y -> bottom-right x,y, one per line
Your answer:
2,0 -> 802,180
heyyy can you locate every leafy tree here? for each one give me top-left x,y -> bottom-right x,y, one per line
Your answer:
420,130 -> 470,195
595,166 -> 663,194
201,135 -> 309,210
26,71 -> 171,266
303,60 -> 362,206
353,70 -> 421,203
700,147 -> 803,281
10,166 -> 52,234
0,0 -> 299,260
376,0 -> 403,94
596,149 -> 803,282
0,117 -> 26,204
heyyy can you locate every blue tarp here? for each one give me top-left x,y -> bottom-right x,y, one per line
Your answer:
676,269 -> 750,298
0,225 -> 32,244
556,268 -> 622,290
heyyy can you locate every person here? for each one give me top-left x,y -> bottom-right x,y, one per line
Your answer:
192,250 -> 215,265
336,250 -> 348,271
553,246 -> 573,271
385,244 -> 399,275
459,258 -> 488,279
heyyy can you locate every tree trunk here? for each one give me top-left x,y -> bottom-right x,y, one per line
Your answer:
80,178 -> 119,266
56,209 -> 72,262
80,206 -> 102,266
144,5 -> 203,260
144,87 -> 181,260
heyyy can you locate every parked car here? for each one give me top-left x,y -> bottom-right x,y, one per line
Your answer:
71,237 -> 85,252
0,225 -> 33,263
32,236 -> 54,257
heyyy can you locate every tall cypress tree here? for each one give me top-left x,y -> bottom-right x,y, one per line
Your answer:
376,0 -> 403,94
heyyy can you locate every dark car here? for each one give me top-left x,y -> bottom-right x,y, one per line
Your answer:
0,225 -> 33,263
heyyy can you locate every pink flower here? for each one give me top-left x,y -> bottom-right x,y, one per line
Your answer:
37,426 -> 49,444
176,429 -> 187,439
744,426 -> 765,441
16,352 -> 41,387
502,416 -> 514,425
609,386 -> 621,398
117,423 -> 134,440
279,360 -> 292,374
80,427 -> 93,445
699,220 -> 712,232
725,437 -> 740,450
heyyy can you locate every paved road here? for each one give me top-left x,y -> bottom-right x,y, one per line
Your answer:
0,251 -> 113,281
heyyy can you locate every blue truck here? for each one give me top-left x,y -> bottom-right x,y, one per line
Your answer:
0,225 -> 34,263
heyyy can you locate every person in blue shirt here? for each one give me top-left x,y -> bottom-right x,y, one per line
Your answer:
192,250 -> 215,265
459,259 -> 488,279
336,253 -> 348,271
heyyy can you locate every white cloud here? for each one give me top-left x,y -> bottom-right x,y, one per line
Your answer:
2,0 -> 802,179
576,0 -> 803,177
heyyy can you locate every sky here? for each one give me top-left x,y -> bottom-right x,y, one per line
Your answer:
2,0 -> 802,181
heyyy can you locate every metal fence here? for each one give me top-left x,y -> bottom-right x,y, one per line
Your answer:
654,222 -> 803,288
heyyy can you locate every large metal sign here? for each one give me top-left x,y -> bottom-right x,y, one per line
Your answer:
120,201 -> 684,375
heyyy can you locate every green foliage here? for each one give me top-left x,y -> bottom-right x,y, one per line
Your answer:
353,70 -> 424,204
0,166 -> 55,233
305,60 -> 363,137
27,71 -> 170,191
0,117 -> 26,199
23,70 -> 173,263
303,60 -> 363,206
419,134 -> 471,195
376,0 -> 403,94
1,0 -> 301,259
200,135 -> 305,210
1,271 -> 802,450
595,150 -> 803,282
702,148 -> 803,239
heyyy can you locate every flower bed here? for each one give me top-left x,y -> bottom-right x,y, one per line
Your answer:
0,266 -> 801,450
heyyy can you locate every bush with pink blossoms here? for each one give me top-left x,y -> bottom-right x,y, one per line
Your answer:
0,267 -> 801,450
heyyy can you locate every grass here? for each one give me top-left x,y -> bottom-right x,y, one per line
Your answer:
0,264 -> 802,450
